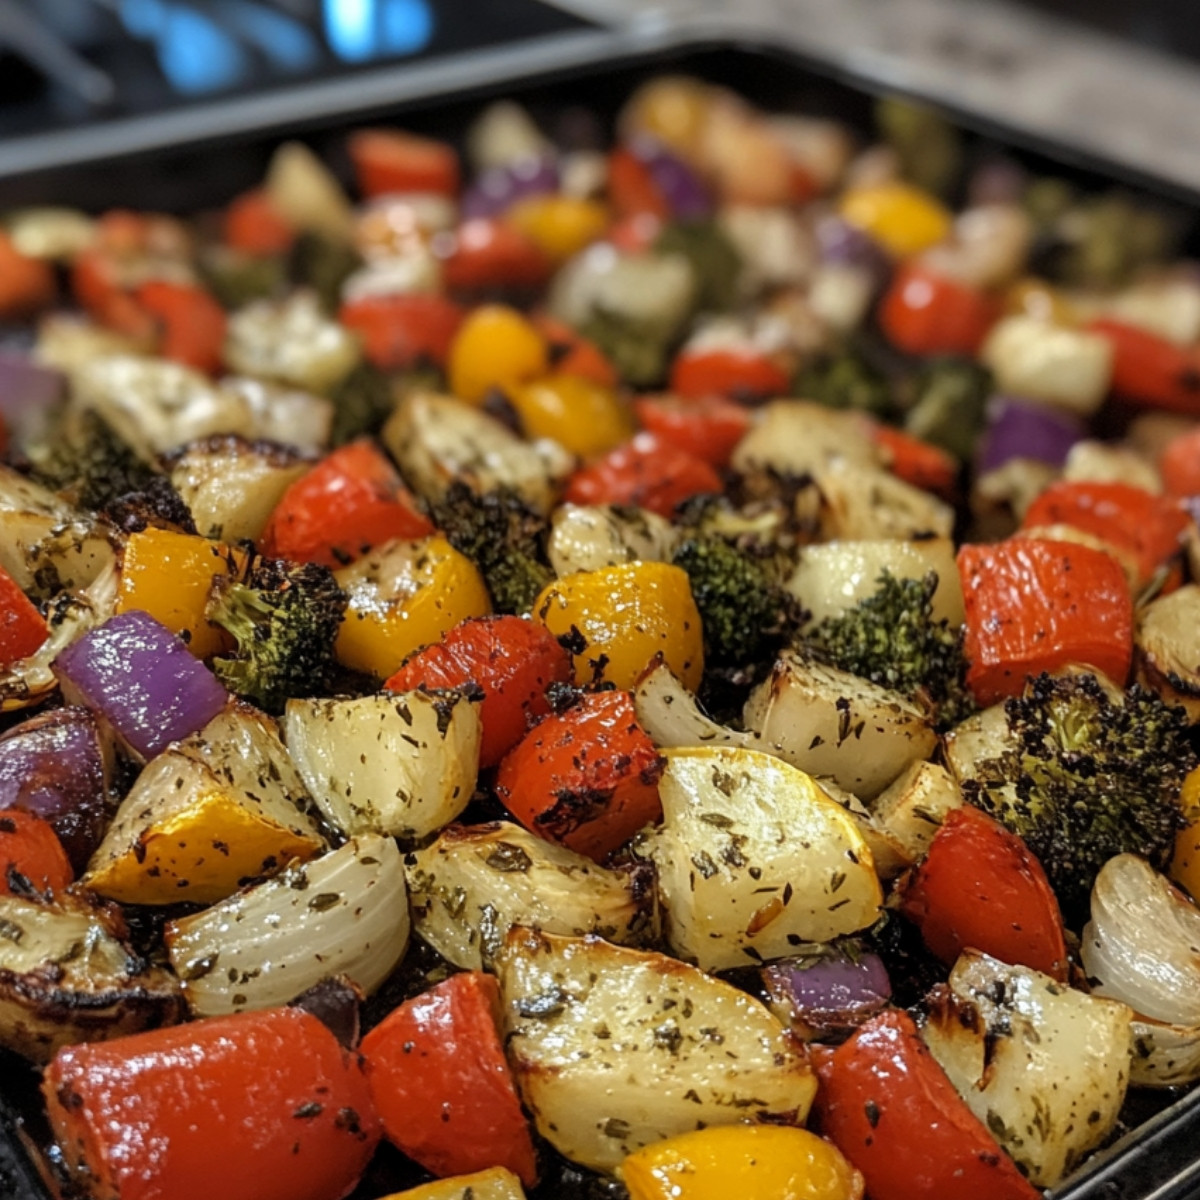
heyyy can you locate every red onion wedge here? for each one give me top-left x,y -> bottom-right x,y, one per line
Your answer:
762,947 -> 891,1039
627,134 -> 713,221
814,213 -> 891,287
0,707 -> 112,871
53,610 -> 228,762
977,394 -> 1084,474
460,155 -> 561,221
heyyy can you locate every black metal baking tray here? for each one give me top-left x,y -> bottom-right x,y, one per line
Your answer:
2,32 -> 1200,1200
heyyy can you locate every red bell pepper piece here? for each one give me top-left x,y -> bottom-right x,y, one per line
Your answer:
136,279 -> 228,374
0,231 -> 55,318
564,432 -> 723,519
495,688 -> 663,861
634,394 -> 752,468
1089,316 -> 1200,414
0,809 -> 73,896
385,614 -> 572,767
42,1005 -> 380,1200
670,346 -> 792,403
958,538 -> 1133,705
899,805 -> 1068,980
879,261 -> 999,358
360,971 -> 538,1185
0,566 -> 47,668
872,423 -> 959,498
339,292 -> 465,372
1021,479 -> 1189,588
348,128 -> 460,198
813,1009 -> 1039,1200
260,439 -> 434,568
608,147 -> 671,220
440,218 -> 552,295
1160,424 -> 1200,498
224,188 -> 296,256
533,314 -> 619,388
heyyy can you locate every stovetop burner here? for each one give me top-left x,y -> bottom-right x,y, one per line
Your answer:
0,0 -> 593,145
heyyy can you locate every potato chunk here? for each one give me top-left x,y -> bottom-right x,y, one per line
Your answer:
497,928 -> 816,1173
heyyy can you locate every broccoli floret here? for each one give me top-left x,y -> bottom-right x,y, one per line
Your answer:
804,570 -> 972,727
579,308 -> 670,388
673,534 -> 800,667
797,348 -> 893,418
289,232 -> 361,312
329,362 -> 395,446
200,244 -> 286,309
653,220 -> 742,312
902,358 -> 991,462
430,482 -> 553,615
32,409 -> 158,512
963,672 -> 1194,925
207,557 -> 347,714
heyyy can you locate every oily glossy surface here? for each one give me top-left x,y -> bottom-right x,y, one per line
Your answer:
43,1006 -> 379,1200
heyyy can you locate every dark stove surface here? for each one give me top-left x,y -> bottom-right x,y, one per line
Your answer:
0,0 -> 592,142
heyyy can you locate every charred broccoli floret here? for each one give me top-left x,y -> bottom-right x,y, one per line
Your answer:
672,534 -> 800,667
207,556 -> 347,714
963,671 -> 1195,925
797,348 -> 892,417
804,569 -> 971,727
430,482 -> 553,615
289,232 -> 361,312
653,220 -> 742,312
33,409 -> 157,512
329,362 -> 395,446
902,357 -> 991,462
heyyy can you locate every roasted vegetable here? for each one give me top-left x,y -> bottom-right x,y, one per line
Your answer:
496,927 -> 817,1173
923,951 -> 1132,1187
959,671 -> 1195,923
804,569 -> 972,727
671,533 -> 799,667
42,1005 -> 380,1200
407,821 -> 652,971
284,690 -> 481,839
0,891 -> 183,1061
207,555 -> 347,714
430,481 -> 554,615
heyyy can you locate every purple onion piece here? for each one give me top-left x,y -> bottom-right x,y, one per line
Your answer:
763,951 -> 891,1038
977,394 -> 1084,475
814,214 -> 892,288
0,707 -> 111,871
460,155 -> 561,221
53,610 -> 228,762
0,352 -> 64,452
628,134 -> 712,221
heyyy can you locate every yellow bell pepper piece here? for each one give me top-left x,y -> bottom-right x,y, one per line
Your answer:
378,1168 -> 526,1200
507,373 -> 633,457
85,705 -> 324,905
533,562 -> 703,691
117,528 -> 243,660
448,304 -> 549,405
622,75 -> 712,161
838,181 -> 952,258
86,787 -> 321,905
334,534 -> 491,678
1170,764 -> 1200,900
506,195 -> 610,263
622,1125 -> 862,1200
